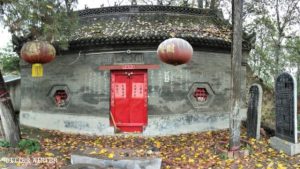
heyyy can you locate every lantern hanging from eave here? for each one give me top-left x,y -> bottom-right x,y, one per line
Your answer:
20,41 -> 56,77
157,38 -> 193,66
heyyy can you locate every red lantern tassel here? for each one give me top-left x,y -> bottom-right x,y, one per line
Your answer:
32,64 -> 43,77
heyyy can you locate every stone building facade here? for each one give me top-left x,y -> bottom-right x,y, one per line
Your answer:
18,5 -> 250,135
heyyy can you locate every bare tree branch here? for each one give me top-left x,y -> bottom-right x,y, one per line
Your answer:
275,0 -> 281,37
117,0 -> 125,6
138,0 -> 153,5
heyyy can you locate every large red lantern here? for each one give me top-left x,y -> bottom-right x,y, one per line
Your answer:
157,38 -> 193,66
21,41 -> 56,77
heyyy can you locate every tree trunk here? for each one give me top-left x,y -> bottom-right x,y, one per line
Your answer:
210,0 -> 216,9
258,29 -> 264,77
197,0 -> 203,8
183,0 -> 188,7
0,117 -> 4,139
274,0 -> 282,78
275,45 -> 280,76
297,62 -> 300,94
191,0 -> 195,7
64,0 -> 71,14
229,0 -> 243,151
0,70 -> 20,147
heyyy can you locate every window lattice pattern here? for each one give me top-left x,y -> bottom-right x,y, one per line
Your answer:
193,88 -> 209,102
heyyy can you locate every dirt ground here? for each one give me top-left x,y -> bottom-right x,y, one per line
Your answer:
0,125 -> 300,169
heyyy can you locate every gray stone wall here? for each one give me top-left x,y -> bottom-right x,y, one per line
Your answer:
20,50 -> 234,115
19,49 -> 248,134
20,48 -> 246,135
148,51 -> 232,115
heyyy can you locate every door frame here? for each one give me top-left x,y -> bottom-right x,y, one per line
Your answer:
99,64 -> 159,133
110,69 -> 148,132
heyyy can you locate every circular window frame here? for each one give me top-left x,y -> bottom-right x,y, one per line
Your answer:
48,85 -> 71,108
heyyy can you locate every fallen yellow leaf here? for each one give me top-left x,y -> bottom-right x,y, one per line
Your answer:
266,161 -> 274,169
108,153 -> 114,159
277,162 -> 287,169
255,163 -> 263,168
154,141 -> 161,148
46,5 -> 53,9
99,149 -> 107,154
188,158 -> 194,163
0,162 -> 5,168
45,152 -> 54,157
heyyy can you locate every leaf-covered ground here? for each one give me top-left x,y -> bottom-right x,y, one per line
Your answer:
1,126 -> 300,169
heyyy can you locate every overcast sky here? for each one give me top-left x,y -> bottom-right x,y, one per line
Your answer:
0,24 -> 10,48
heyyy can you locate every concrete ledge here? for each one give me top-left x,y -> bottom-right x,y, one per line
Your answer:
270,136 -> 300,156
62,164 -> 104,169
70,154 -> 162,169
20,110 -> 246,136
20,111 -> 115,135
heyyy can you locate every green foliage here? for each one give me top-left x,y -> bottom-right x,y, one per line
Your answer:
219,153 -> 228,160
0,43 -> 19,74
18,139 -> 41,154
245,143 -> 253,154
0,56 -> 19,73
245,0 -> 300,87
285,37 -> 300,93
0,140 -> 10,148
3,0 -> 78,49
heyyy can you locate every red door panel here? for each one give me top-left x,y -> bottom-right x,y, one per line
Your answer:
110,70 -> 148,133
130,71 -> 148,126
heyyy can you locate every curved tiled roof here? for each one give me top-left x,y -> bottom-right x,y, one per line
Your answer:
69,5 -> 243,50
73,14 -> 231,41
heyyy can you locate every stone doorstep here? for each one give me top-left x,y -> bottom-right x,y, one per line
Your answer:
72,146 -> 160,160
62,163 -> 114,169
70,154 -> 162,169
0,163 -> 38,169
270,136 -> 300,156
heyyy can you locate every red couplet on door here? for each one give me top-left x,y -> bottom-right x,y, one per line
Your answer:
110,70 -> 148,133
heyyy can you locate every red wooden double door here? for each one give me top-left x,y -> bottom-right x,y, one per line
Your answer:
110,70 -> 148,133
